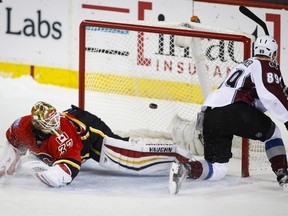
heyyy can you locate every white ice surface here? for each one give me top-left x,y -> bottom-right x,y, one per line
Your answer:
0,76 -> 287,216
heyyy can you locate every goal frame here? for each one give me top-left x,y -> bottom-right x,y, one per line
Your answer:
78,19 -> 252,177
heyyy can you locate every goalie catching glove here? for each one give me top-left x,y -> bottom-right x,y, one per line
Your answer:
21,160 -> 72,187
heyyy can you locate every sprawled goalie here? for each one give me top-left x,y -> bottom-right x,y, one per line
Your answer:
0,101 -> 192,188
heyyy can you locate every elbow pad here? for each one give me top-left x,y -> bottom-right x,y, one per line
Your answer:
22,161 -> 72,187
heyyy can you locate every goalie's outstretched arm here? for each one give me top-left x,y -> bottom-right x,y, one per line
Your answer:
0,141 -> 21,178
21,160 -> 74,187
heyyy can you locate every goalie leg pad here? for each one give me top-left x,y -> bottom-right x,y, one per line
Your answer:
171,115 -> 193,150
99,137 -> 191,175
170,115 -> 204,156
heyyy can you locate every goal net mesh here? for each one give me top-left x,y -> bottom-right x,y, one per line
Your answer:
79,20 -> 270,176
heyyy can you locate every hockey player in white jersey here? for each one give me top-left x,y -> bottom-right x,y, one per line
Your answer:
169,35 -> 288,194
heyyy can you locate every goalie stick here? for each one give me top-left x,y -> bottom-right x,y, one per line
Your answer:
239,5 -> 269,36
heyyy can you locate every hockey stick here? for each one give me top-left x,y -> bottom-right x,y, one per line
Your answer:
239,5 -> 269,36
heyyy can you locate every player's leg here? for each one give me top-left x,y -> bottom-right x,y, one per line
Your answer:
169,159 -> 228,194
99,136 -> 193,175
169,106 -> 231,194
63,104 -> 130,162
211,102 -> 288,188
63,104 -> 129,141
170,102 -> 288,194
263,126 -> 288,188
227,102 -> 288,188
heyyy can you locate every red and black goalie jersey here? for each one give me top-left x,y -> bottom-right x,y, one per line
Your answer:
6,115 -> 83,179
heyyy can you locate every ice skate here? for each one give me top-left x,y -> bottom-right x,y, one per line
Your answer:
275,168 -> 288,190
169,161 -> 190,195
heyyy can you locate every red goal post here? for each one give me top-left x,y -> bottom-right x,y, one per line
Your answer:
78,19 -> 259,177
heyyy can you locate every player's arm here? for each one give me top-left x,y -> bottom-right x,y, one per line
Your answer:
21,134 -> 82,188
30,117 -> 83,187
21,160 -> 72,187
21,132 -> 82,187
0,141 -> 21,177
6,117 -> 31,155
252,62 -> 288,123
21,159 -> 81,187
1,116 -> 37,178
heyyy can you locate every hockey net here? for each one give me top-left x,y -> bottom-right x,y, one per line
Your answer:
79,20 -> 270,177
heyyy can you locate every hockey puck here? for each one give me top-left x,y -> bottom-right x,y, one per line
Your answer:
149,103 -> 158,109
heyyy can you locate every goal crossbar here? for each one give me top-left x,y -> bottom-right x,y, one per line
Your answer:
79,19 -> 253,177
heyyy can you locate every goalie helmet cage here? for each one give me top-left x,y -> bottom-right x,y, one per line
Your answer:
79,19 -> 260,178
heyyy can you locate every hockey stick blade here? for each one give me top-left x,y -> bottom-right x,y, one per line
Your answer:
239,6 -> 269,36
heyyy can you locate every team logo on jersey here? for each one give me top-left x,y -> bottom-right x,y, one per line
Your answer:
56,132 -> 69,144
55,132 -> 73,155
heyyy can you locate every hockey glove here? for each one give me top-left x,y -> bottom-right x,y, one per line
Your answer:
22,160 -> 72,187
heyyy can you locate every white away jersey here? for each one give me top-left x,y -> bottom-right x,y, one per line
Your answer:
203,57 -> 288,123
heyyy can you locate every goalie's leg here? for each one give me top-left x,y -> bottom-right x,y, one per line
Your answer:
170,114 -> 204,156
99,136 -> 193,175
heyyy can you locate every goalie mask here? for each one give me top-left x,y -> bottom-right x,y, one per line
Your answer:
31,101 -> 60,134
254,35 -> 278,62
